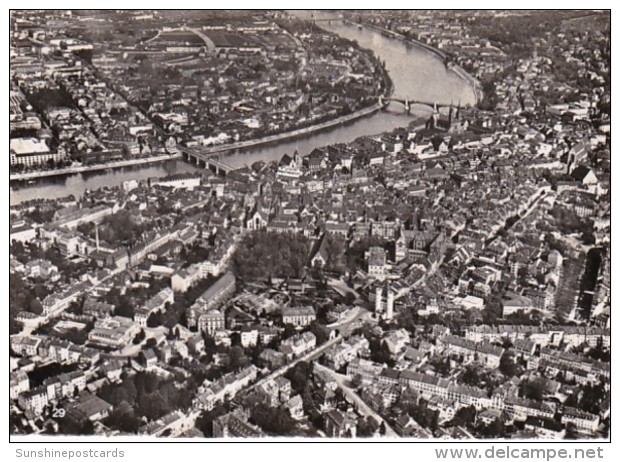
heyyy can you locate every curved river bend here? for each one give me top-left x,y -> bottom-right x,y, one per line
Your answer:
10,11 -> 475,206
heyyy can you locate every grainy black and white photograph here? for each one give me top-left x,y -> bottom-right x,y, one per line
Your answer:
9,8 -> 611,443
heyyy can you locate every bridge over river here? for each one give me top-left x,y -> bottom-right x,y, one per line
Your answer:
177,146 -> 236,175
379,95 -> 455,113
10,11 -> 477,205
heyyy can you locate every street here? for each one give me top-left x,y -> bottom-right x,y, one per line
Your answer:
314,363 -> 399,437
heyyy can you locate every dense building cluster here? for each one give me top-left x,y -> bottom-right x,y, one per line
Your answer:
10,10 -> 610,440
10,10 -> 385,174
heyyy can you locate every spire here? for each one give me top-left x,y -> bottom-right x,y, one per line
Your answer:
431,102 -> 439,129
293,149 -> 300,167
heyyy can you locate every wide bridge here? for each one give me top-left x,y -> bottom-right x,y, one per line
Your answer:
177,146 -> 236,175
379,95 -> 454,113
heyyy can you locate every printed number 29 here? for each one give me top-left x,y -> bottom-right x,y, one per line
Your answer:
53,408 -> 66,418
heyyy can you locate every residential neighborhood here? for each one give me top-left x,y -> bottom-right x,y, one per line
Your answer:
10,10 -> 610,441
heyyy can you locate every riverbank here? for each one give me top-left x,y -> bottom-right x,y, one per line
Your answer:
10,102 -> 385,182
12,16 -> 474,205
10,153 -> 183,182
357,21 -> 482,105
182,101 -> 386,158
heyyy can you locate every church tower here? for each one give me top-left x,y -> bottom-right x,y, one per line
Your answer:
292,149 -> 300,168
375,286 -> 383,315
386,287 -> 394,321
431,102 -> 439,129
449,100 -> 465,134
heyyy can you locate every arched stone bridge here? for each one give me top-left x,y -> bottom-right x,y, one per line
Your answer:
379,96 -> 454,113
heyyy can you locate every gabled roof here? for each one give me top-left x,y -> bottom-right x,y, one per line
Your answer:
571,165 -> 595,182
311,233 -> 330,263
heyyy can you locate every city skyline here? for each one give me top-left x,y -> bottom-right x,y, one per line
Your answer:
9,9 -> 611,441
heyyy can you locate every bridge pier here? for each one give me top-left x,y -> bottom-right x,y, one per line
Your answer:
205,161 -> 218,175
179,147 -> 233,176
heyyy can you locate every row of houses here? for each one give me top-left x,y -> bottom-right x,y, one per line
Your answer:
11,335 -> 101,365
17,370 -> 87,416
464,324 -> 610,349
348,364 -> 600,434
324,336 -> 370,370
134,287 -> 174,327
170,240 -> 235,292
186,271 -> 236,334
437,334 -> 505,369
280,331 -> 316,360
193,365 -> 259,411
42,281 -> 93,317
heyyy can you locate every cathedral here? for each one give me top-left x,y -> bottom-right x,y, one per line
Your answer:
425,102 -> 469,134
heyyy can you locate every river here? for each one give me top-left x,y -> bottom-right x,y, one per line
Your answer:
10,11 -> 475,206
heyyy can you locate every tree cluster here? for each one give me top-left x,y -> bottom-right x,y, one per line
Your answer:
249,403 -> 299,436
395,398 -> 439,432
97,371 -> 192,422
99,210 -> 148,246
285,361 -> 314,394
231,230 -> 311,281
448,405 -> 477,429
101,287 -> 135,319
9,273 -> 46,333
